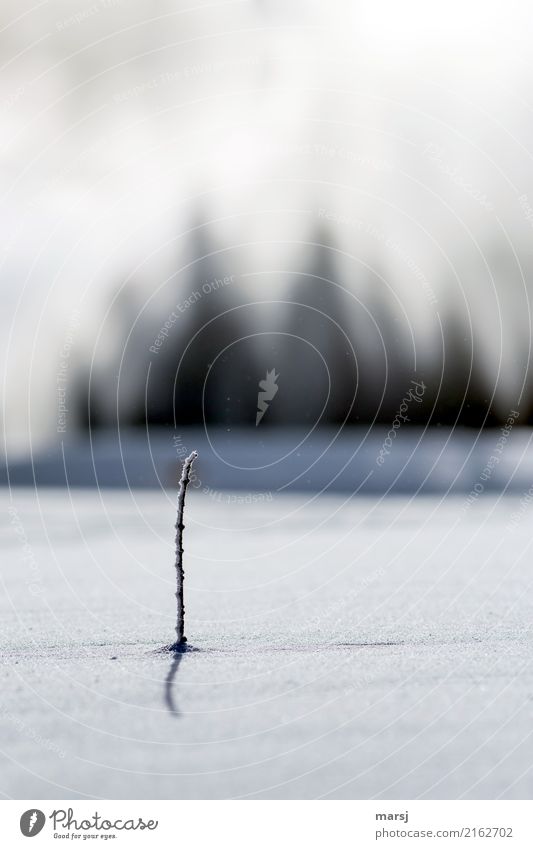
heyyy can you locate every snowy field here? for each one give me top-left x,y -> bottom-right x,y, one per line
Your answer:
2,485 -> 533,800
2,0 -> 533,808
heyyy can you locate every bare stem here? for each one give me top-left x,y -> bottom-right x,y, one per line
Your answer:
174,450 -> 197,645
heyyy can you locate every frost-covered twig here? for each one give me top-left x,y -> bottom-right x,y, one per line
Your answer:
174,450 -> 197,646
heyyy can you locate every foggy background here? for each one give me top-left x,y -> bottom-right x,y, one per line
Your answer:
5,4 -> 533,807
2,0 -> 533,487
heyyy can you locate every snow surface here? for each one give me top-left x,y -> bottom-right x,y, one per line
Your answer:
2,487 -> 533,799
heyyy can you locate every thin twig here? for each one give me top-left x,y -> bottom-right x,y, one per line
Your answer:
174,450 -> 197,646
